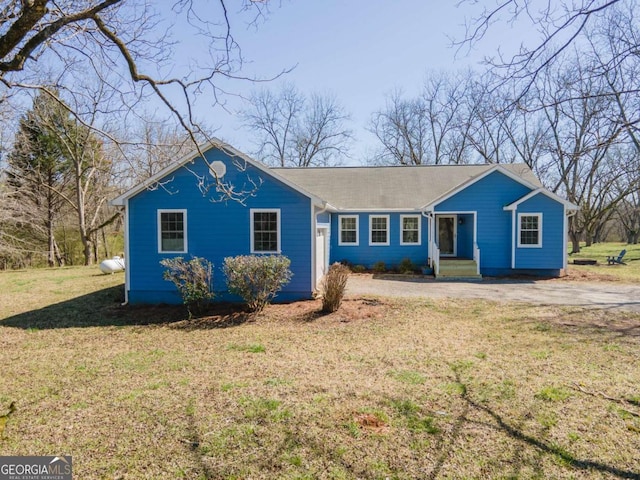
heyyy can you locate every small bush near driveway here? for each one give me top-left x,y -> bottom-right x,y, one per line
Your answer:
321,263 -> 350,313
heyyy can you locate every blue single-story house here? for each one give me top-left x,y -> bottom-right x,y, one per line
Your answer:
111,140 -> 578,305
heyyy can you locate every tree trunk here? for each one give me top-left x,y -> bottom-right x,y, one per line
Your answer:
46,187 -> 55,267
101,228 -> 110,259
570,231 -> 581,254
74,160 -> 93,266
81,236 -> 92,266
92,231 -> 99,264
53,237 -> 64,267
47,223 -> 55,267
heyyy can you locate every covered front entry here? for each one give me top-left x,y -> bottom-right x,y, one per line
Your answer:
429,212 -> 481,278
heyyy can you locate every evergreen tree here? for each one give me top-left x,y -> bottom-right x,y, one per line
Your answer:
5,90 -> 117,266
6,92 -> 70,267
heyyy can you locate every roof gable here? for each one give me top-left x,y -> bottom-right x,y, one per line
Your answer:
503,188 -> 579,211
110,139 -> 325,206
422,164 -> 540,211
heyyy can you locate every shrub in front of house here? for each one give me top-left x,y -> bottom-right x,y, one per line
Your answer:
372,261 -> 387,273
321,262 -> 351,313
398,257 -> 416,274
223,255 -> 293,312
160,256 -> 214,318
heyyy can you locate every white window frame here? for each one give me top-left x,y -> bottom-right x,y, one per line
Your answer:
517,213 -> 543,248
400,214 -> 421,246
250,208 -> 281,254
157,209 -> 188,253
338,215 -> 359,246
369,214 -> 390,246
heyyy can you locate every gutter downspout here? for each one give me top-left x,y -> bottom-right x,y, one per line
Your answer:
121,198 -> 130,306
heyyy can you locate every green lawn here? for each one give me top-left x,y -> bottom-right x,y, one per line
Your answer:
1,267 -> 639,479
568,242 -> 640,282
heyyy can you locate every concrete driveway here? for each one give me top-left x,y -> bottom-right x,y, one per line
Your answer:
346,275 -> 640,313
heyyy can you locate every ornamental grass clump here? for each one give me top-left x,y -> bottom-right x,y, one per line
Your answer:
160,256 -> 214,318
223,255 -> 293,312
321,262 -> 350,313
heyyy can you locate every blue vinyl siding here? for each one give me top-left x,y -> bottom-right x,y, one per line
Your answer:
316,210 -> 330,224
456,214 -> 474,259
514,193 -> 565,269
435,171 -> 531,273
330,212 -> 429,269
127,147 -> 312,304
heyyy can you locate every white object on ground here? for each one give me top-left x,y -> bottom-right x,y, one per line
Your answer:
99,256 -> 125,274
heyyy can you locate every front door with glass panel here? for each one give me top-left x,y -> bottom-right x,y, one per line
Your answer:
437,216 -> 456,256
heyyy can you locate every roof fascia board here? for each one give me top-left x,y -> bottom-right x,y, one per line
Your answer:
332,208 -> 423,212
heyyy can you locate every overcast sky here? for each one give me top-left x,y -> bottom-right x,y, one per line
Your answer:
179,1 -> 538,164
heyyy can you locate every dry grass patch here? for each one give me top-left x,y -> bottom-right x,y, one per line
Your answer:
1,267 -> 639,478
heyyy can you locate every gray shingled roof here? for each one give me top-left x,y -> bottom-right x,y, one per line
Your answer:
274,164 -> 541,210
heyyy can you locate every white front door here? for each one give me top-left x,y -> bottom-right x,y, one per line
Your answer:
437,215 -> 457,257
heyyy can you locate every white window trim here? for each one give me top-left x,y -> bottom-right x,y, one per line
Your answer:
250,208 -> 281,254
338,215 -> 359,246
369,214 -> 390,246
400,214 -> 421,246
157,209 -> 188,253
517,212 -> 543,248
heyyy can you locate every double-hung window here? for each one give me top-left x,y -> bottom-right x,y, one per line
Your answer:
251,209 -> 280,253
400,215 -> 421,245
158,209 -> 187,253
339,215 -> 359,245
518,213 -> 542,247
369,215 -> 389,246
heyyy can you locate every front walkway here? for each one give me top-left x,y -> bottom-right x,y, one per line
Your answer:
346,274 -> 640,313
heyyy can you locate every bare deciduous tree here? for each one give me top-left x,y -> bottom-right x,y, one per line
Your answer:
370,90 -> 430,165
242,84 -> 352,167
585,2 -> 640,154
462,79 -> 515,164
456,0 -> 632,102
423,73 -> 476,165
0,0 -> 275,202
533,56 -> 632,252
118,113 -> 193,186
370,71 -> 516,166
617,190 -> 640,243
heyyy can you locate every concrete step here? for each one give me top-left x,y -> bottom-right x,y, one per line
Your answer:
436,259 -> 482,280
435,274 -> 483,281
